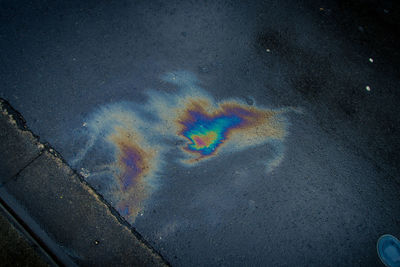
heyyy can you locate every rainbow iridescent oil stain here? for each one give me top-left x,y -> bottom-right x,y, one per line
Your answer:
174,97 -> 288,164
108,127 -> 157,221
69,71 -> 295,224
182,111 -> 241,156
69,104 -> 162,223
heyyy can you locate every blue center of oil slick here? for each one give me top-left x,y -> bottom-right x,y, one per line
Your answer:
182,111 -> 242,155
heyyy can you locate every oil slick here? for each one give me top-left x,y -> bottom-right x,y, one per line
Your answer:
70,104 -> 162,223
108,127 -> 159,221
70,71 -> 294,223
151,71 -> 290,168
175,98 -> 287,164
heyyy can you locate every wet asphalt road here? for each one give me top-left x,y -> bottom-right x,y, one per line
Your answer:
1,0 -> 400,265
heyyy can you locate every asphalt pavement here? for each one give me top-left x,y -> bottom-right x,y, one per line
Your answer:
1,0 -> 400,266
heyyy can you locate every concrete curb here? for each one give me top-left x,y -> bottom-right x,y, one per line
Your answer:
0,98 -> 169,266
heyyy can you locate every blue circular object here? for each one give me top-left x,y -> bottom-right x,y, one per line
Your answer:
377,234 -> 400,267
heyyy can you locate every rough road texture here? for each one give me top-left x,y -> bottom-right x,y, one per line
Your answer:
0,209 -> 50,267
0,99 -> 168,266
1,0 -> 400,266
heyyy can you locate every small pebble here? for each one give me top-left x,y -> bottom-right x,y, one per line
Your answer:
245,97 -> 254,105
266,48 -> 271,52
199,66 -> 209,73
369,58 -> 374,63
366,86 -> 371,91
94,240 -> 100,245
